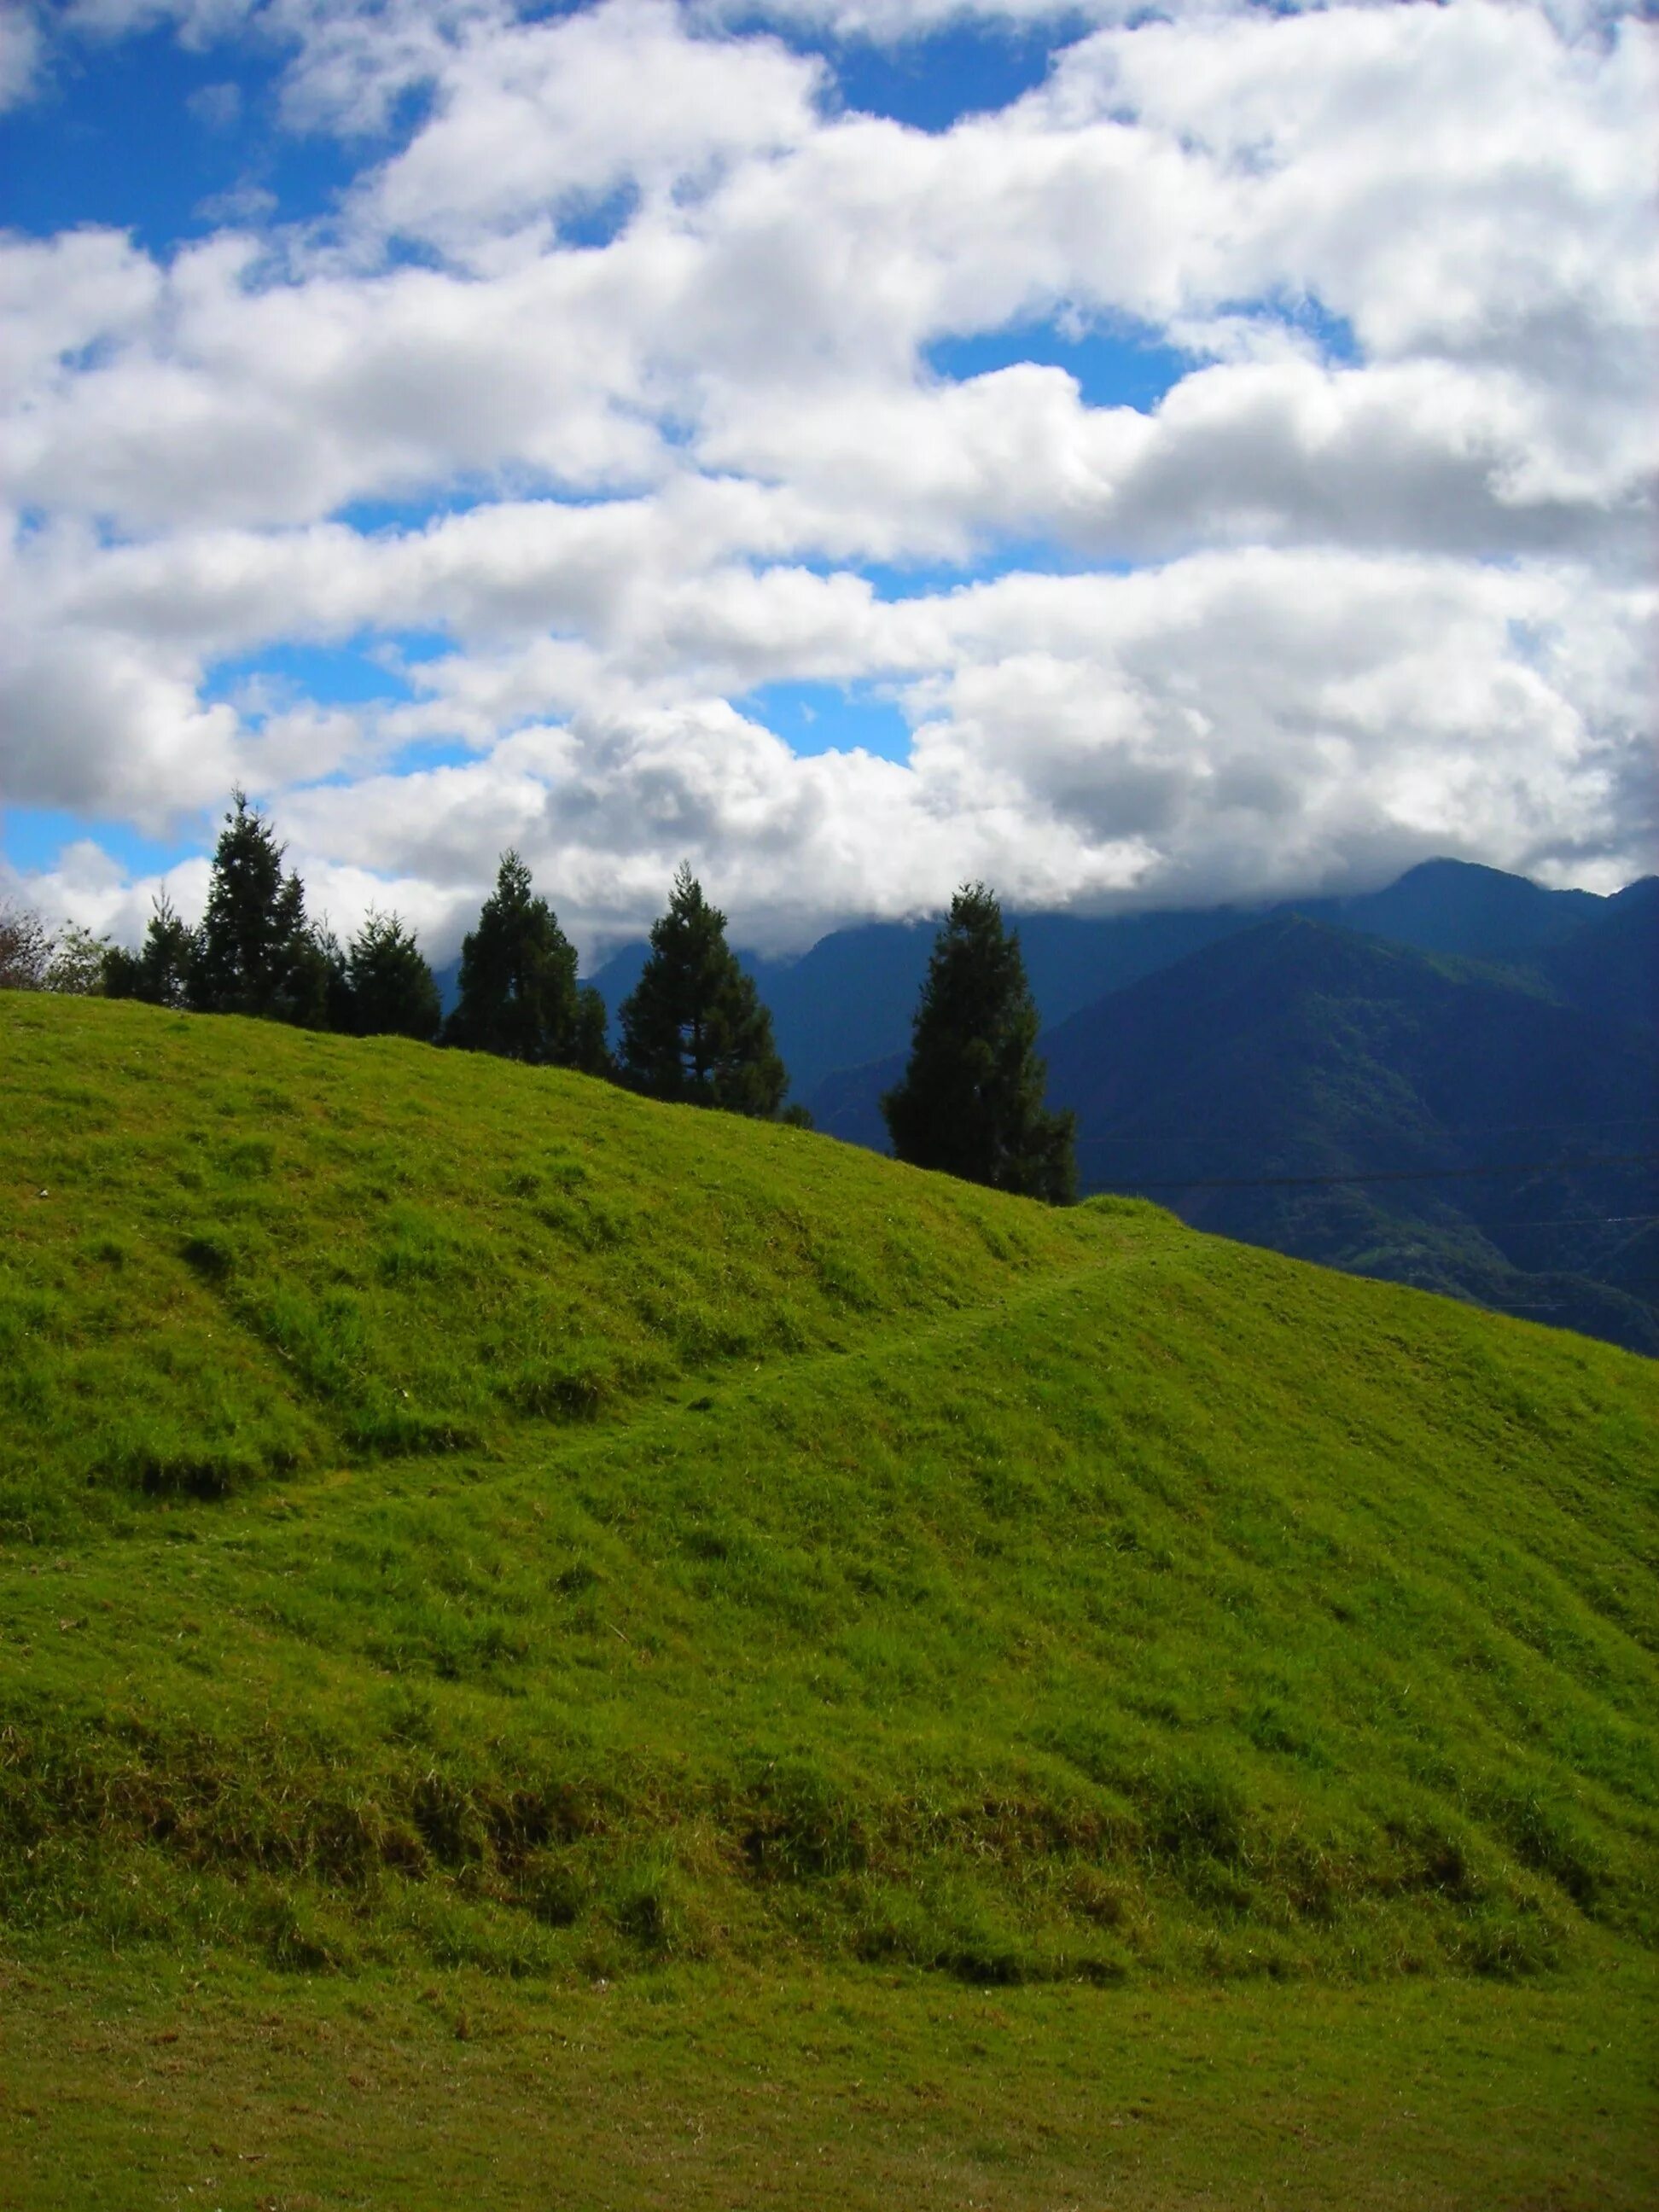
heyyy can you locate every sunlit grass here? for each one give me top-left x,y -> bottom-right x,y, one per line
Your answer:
1,988 -> 1656,2202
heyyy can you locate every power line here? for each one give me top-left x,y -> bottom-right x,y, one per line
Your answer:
1078,1113 -> 1659,1152
1474,1212 -> 1659,1231
1085,1150 -> 1659,1196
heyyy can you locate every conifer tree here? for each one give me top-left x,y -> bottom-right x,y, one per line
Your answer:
882,882 -> 1075,1202
188,790 -> 321,1022
290,922 -> 353,1034
344,911 -> 442,1040
445,851 -> 608,1070
104,891 -> 197,1008
618,865 -> 787,1116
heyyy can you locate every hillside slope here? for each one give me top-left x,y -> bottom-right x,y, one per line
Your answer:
2,992 -> 1656,1994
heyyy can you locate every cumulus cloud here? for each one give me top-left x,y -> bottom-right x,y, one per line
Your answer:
3,0 -> 1654,953
363,0 -> 824,252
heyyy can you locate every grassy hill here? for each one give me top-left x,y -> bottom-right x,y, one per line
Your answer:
3,988 -> 1656,2204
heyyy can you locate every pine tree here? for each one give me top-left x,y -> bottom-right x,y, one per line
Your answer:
289,922 -> 353,1034
104,891 -> 197,1008
618,865 -> 787,1116
188,790 -> 321,1022
345,911 -> 442,1040
882,882 -> 1075,1202
445,851 -> 608,1070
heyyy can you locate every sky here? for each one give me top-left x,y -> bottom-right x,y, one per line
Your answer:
0,0 -> 1653,963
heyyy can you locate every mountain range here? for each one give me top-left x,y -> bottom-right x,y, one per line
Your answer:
588,860 -> 1657,1353
585,859 -> 1614,1100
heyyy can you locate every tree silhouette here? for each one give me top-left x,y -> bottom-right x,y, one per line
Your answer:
882,882 -> 1074,1202
0,899 -> 53,990
188,790 -> 321,1022
104,891 -> 196,1008
345,911 -> 441,1041
618,865 -> 787,1116
445,851 -> 608,1070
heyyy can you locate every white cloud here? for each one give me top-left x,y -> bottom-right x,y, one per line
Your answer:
364,0 -> 824,252
3,0 -> 1654,955
185,77 -> 241,126
0,3 -> 41,112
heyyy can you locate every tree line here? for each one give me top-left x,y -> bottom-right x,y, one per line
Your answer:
3,792 -> 1074,1202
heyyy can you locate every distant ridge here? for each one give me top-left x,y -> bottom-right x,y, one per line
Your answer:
1038,908 -> 1658,1353
585,858 -> 1618,1102
797,875 -> 1657,1355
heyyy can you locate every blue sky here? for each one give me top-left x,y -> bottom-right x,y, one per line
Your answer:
1,0 -> 1649,955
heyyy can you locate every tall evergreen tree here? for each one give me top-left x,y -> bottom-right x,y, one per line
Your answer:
104,890 -> 197,1008
618,865 -> 787,1116
290,922 -> 353,1034
345,911 -> 442,1040
445,851 -> 608,1070
882,882 -> 1075,1202
188,790 -> 322,1022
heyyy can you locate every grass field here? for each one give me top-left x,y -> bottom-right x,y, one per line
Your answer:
5,1953 -> 1656,2210
3,990 -> 1656,2203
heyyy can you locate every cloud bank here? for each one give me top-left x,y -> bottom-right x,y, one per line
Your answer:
3,0 -> 1654,954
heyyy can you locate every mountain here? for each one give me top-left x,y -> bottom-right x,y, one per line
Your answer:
1291,856 -> 1605,958
1034,911 -> 1658,1353
587,859 -> 1615,1103
1527,875 -> 1659,1035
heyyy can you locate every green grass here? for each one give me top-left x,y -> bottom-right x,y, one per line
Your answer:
5,1953 -> 1656,2210
3,990 -> 1656,2202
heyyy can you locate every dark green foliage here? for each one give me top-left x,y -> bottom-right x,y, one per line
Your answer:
345,911 -> 442,1041
618,865 -> 787,1116
883,884 -> 1075,1202
103,891 -> 196,1009
288,920 -> 352,1033
445,851 -> 608,1070
186,790 -> 327,1025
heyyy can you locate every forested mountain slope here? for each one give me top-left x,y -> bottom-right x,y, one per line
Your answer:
1036,913 -> 1658,1354
582,858 -> 1619,1104
809,891 -> 1658,1353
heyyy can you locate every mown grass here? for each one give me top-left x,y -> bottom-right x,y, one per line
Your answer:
2,990 -> 1656,2200
4,1951 -> 1656,2210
